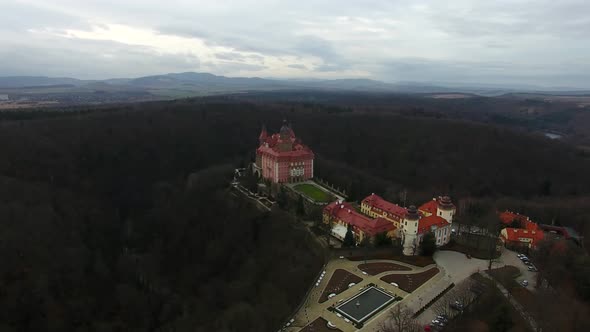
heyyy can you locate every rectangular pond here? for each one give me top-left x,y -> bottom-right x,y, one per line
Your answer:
335,286 -> 396,323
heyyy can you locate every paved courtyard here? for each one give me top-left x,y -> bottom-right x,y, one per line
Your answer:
286,246 -> 538,332
416,247 -> 539,326
286,257 -> 444,332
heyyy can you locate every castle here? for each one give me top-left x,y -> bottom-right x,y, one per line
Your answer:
251,123 -> 456,255
323,194 -> 456,256
253,120 -> 314,183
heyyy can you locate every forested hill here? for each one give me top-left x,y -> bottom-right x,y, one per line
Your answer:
0,98 -> 589,330
1,99 -> 589,202
0,104 -> 326,331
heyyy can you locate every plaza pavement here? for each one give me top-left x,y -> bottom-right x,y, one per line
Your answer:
416,247 -> 539,326
287,247 -> 537,332
286,258 -> 444,332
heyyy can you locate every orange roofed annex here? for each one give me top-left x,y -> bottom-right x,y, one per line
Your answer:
324,195 -> 456,256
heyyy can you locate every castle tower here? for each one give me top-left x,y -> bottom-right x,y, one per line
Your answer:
403,205 -> 420,256
436,196 -> 455,224
278,120 -> 293,152
259,125 -> 268,145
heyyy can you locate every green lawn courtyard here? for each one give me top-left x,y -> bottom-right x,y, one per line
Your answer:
293,183 -> 334,203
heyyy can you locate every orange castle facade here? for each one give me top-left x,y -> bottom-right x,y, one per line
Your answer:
254,121 -> 314,183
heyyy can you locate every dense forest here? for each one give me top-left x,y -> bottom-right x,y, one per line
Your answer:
233,90 -> 590,147
0,94 -> 589,331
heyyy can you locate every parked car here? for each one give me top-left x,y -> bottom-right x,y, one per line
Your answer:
528,266 -> 538,272
521,280 -> 529,287
436,315 -> 449,323
450,300 -> 464,310
432,319 -> 445,327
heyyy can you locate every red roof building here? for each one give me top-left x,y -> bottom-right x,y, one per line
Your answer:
417,215 -> 449,235
499,211 -> 534,227
360,193 -> 407,227
323,201 -> 397,243
499,211 -> 545,248
500,227 -> 544,248
254,121 -> 314,183
418,199 -> 438,216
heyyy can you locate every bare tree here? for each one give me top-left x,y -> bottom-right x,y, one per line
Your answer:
432,293 -> 455,318
453,279 -> 477,309
432,279 -> 479,318
379,304 -> 422,332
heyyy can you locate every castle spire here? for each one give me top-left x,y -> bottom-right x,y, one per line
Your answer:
259,124 -> 268,144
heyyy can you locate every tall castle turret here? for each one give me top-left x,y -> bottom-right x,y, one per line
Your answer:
278,120 -> 294,152
402,205 -> 420,256
436,196 -> 455,224
259,125 -> 267,145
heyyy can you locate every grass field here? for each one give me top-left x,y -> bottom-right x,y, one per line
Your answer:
293,183 -> 334,203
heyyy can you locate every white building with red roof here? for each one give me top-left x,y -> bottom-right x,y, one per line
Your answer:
498,211 -> 545,248
325,194 -> 456,255
400,197 -> 455,255
361,194 -> 407,228
323,201 -> 397,244
254,121 -> 314,183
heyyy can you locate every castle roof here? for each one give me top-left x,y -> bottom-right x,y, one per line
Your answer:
279,120 -> 295,137
324,201 -> 396,236
418,215 -> 449,234
418,197 -> 455,215
362,194 -> 407,218
418,199 -> 438,215
257,122 -> 313,159
259,125 -> 268,141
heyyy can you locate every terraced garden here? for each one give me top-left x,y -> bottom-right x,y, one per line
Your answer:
319,269 -> 363,303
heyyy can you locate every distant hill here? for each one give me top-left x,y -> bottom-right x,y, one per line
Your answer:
128,72 -> 288,91
0,76 -> 86,88
1,72 -> 589,102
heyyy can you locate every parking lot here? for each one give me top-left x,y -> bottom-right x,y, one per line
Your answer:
499,249 -> 538,289
418,247 -> 539,328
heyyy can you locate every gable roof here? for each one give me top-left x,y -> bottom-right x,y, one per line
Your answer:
418,199 -> 438,215
418,215 -> 449,234
499,211 -> 533,226
324,201 -> 396,236
501,227 -> 544,244
361,194 -> 407,218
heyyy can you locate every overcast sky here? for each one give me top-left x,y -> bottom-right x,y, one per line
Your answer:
1,0 -> 589,88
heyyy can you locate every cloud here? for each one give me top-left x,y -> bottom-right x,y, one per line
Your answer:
0,37 -> 200,79
0,0 -> 589,87
287,64 -> 308,70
